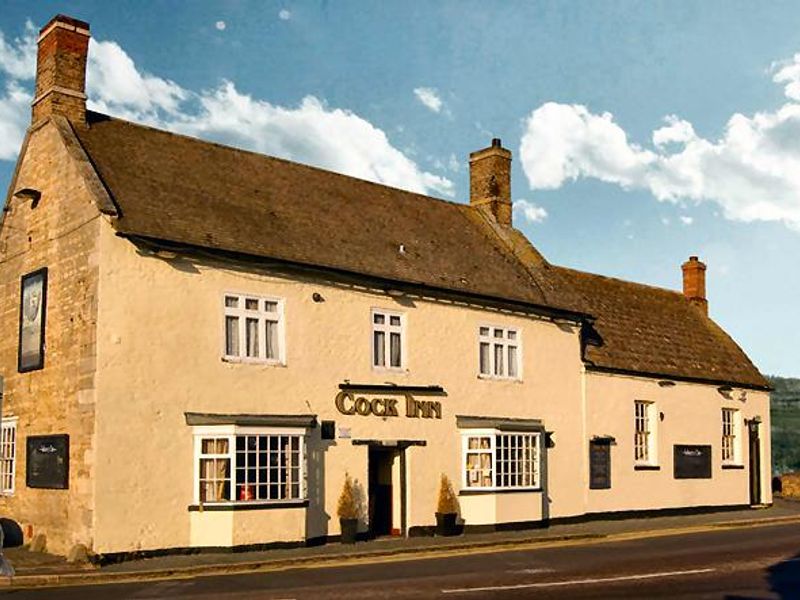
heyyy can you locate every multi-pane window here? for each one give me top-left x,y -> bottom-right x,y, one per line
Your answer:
463,431 -> 540,490
722,408 -> 740,464
479,326 -> 520,379
196,431 -> 306,504
0,418 -> 16,495
372,309 -> 404,369
634,400 -> 656,464
223,294 -> 283,363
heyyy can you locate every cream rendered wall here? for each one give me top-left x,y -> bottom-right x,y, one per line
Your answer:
585,371 -> 771,513
92,223 -> 586,554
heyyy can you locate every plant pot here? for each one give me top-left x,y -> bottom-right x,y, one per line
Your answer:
435,512 -> 459,536
340,518 -> 358,544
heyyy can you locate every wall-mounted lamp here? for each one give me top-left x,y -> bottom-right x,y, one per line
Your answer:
658,380 -> 676,388
312,292 -> 325,303
717,385 -> 734,399
154,249 -> 178,260
659,411 -> 665,422
385,288 -> 404,298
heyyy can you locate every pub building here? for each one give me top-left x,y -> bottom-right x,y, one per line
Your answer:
0,15 -> 771,559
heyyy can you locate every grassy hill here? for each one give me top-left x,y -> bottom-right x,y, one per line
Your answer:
769,375 -> 800,474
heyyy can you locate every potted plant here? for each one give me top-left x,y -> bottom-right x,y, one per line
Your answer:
337,473 -> 359,544
435,474 -> 460,536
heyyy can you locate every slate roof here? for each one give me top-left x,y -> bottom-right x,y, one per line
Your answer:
74,112 -> 578,314
70,111 -> 768,390
550,266 -> 770,389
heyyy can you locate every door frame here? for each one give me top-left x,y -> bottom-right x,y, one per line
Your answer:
747,418 -> 762,506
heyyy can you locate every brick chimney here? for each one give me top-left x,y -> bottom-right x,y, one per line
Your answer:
682,256 -> 707,314
470,138 -> 512,226
31,15 -> 90,126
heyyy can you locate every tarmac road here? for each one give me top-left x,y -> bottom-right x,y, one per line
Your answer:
3,521 -> 800,599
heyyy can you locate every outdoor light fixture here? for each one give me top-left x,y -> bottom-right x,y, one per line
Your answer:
312,292 -> 325,303
658,380 -> 676,387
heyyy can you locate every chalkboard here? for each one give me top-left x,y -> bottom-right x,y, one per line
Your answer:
589,440 -> 611,489
673,444 -> 711,479
26,435 -> 69,489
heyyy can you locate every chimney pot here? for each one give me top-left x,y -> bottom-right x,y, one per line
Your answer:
469,138 -> 512,226
32,14 -> 91,126
681,255 -> 708,315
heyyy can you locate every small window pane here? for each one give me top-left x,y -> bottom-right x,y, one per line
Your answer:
373,331 -> 385,366
225,316 -> 240,356
480,327 -> 490,336
246,318 -> 259,357
373,313 -> 385,325
508,345 -> 518,378
479,342 -> 490,374
494,329 -> 503,338
265,319 -> 279,360
494,344 -> 504,376
245,298 -> 259,310
507,330 -> 517,340
390,315 -> 401,326
390,332 -> 402,367
225,296 -> 238,308
264,301 -> 278,313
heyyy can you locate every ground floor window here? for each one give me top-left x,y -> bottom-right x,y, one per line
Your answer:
195,429 -> 306,504
721,407 -> 741,465
0,418 -> 16,495
462,431 -> 540,491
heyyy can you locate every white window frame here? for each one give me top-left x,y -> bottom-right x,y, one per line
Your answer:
478,325 -> 522,380
461,429 -> 541,492
634,400 -> 657,466
371,308 -> 406,371
222,292 -> 286,365
721,407 -> 742,465
192,425 -> 307,506
0,417 -> 17,496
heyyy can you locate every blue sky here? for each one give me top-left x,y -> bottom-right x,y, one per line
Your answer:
2,1 -> 800,375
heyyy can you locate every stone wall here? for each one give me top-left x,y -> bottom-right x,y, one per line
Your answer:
0,119 -> 100,555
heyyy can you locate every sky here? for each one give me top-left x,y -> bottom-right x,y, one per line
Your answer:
1,1 -> 800,376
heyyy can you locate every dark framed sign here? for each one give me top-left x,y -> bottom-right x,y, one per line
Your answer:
18,268 -> 48,373
674,444 -> 712,479
26,434 -> 69,489
589,439 -> 611,489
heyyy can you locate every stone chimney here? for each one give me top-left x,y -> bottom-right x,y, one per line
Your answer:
682,256 -> 707,314
31,15 -> 90,126
470,138 -> 512,226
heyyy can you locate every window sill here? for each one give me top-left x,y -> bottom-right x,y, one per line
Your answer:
477,374 -> 523,383
459,487 -> 542,496
221,357 -> 286,367
721,464 -> 745,470
371,366 -> 408,374
634,464 -> 661,471
188,500 -> 309,512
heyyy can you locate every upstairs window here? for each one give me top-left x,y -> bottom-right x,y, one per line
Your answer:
722,408 -> 741,465
479,326 -> 520,379
372,309 -> 404,370
634,400 -> 657,465
223,294 -> 284,364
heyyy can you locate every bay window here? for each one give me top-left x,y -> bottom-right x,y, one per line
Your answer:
462,430 -> 540,491
194,428 -> 306,505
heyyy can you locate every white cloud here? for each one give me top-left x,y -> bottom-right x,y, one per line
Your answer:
513,199 -> 548,223
520,80 -> 800,230
278,9 -> 292,21
0,20 -> 36,80
679,215 -> 694,225
660,216 -> 670,226
215,21 -> 226,31
413,87 -> 444,114
0,22 -> 454,199
0,81 -> 31,160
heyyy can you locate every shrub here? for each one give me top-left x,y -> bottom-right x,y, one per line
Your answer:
337,473 -> 359,520
436,474 -> 459,514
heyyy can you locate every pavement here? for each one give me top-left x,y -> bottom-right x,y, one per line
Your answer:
2,498 -> 800,592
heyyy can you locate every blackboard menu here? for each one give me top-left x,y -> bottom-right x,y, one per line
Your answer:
589,440 -> 611,489
26,434 -> 69,489
673,444 -> 711,479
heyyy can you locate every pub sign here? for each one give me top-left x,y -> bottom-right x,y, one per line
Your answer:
26,434 -> 69,489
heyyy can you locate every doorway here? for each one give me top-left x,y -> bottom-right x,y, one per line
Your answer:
748,419 -> 762,505
368,447 -> 399,537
